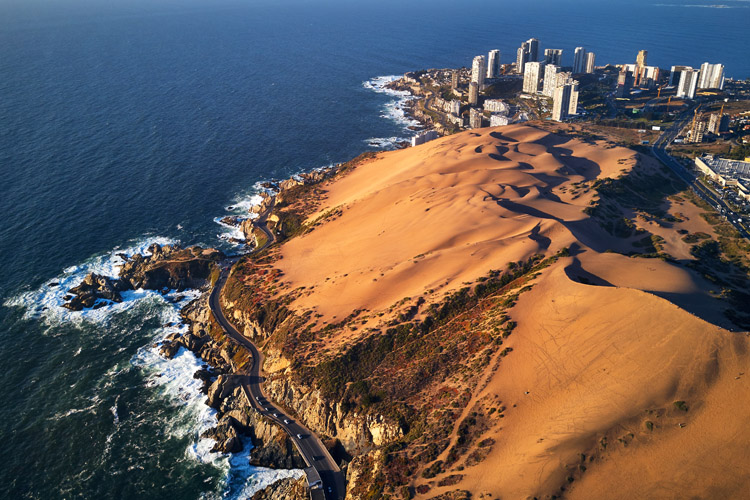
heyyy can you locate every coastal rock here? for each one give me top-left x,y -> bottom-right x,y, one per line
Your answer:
62,273 -> 124,311
206,374 -> 242,409
118,244 -> 225,291
249,476 -> 307,500
264,372 -> 404,454
201,414 -> 243,453
159,341 -> 180,359
278,178 -> 303,192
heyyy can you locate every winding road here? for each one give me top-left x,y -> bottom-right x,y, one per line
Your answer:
209,212 -> 345,500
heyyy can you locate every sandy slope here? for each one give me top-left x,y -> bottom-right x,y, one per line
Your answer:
278,125 -> 630,331
267,124 -> 748,498
421,261 -> 750,499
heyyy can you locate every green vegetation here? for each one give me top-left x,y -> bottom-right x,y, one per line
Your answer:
673,401 -> 689,412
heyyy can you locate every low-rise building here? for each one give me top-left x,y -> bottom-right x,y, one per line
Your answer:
490,114 -> 510,127
411,130 -> 439,147
484,99 -> 509,114
469,108 -> 483,129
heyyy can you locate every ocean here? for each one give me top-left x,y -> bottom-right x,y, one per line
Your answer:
1,0 -> 748,498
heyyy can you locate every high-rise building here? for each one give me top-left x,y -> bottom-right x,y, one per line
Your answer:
527,38 -> 539,63
688,118 -> 705,143
487,50 -> 501,79
585,52 -> 596,74
542,64 -> 560,97
639,66 -> 661,89
677,69 -> 700,99
523,62 -> 542,94
468,81 -> 479,106
616,70 -> 634,98
451,70 -> 459,90
568,80 -> 580,116
634,50 -> 649,86
544,49 -> 563,66
669,65 -> 692,86
707,113 -> 730,134
552,80 -> 577,122
471,55 -> 487,88
517,46 -> 527,74
573,47 -> 586,74
636,50 -> 648,69
698,62 -> 725,90
469,107 -> 483,129
516,38 -> 539,74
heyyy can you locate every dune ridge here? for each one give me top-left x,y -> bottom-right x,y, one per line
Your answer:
229,124 -> 749,499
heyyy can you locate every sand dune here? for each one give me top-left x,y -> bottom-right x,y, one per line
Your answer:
260,124 -> 748,498
420,261 -> 750,498
277,125 -> 631,331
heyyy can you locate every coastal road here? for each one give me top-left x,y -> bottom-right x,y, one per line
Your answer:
651,105 -> 750,240
209,215 -> 345,500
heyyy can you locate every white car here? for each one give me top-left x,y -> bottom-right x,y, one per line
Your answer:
296,433 -> 303,439
284,419 -> 290,424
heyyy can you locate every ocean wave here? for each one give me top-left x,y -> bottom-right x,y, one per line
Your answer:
4,236 -> 177,326
132,315 -> 302,500
364,136 -> 409,149
364,75 -> 421,132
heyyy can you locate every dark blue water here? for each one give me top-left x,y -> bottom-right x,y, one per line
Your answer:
1,0 -> 749,498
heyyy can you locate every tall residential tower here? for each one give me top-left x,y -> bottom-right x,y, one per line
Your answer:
487,50 -> 501,79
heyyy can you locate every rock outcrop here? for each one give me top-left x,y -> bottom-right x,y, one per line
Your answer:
62,244 -> 224,311
62,273 -> 126,311
249,476 -> 307,500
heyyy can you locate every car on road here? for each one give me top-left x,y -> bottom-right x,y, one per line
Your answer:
273,413 -> 279,417
283,419 -> 290,424
296,433 -> 303,439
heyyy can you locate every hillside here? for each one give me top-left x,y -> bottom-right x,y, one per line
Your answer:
220,125 -> 750,499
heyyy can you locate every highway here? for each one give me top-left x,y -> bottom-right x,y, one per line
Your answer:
651,106 -> 750,240
209,212 -> 346,500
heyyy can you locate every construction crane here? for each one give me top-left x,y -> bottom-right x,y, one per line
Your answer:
657,84 -> 667,99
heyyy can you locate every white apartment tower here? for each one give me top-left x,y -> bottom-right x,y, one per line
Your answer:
544,49 -> 563,66
552,78 -> 579,122
523,62 -> 542,94
585,52 -> 596,74
471,55 -> 487,89
487,50 -> 501,79
468,81 -> 479,106
698,62 -> 725,90
516,38 -> 539,74
542,64 -> 560,97
677,69 -> 700,99
573,47 -> 586,74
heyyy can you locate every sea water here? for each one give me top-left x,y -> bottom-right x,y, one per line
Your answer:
1,0 -> 748,498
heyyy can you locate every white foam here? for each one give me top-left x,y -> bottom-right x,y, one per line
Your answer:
214,216 -> 248,244
364,136 -> 409,149
4,236 -> 177,326
364,75 -> 421,133
132,313 -> 303,500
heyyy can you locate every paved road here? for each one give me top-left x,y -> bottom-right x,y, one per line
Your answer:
210,213 -> 346,500
651,105 -> 750,240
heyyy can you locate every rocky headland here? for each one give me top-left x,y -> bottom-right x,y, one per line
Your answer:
62,244 -> 225,311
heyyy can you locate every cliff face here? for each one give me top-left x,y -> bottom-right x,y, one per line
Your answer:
250,477 -> 307,500
264,371 -> 404,454
219,299 -> 404,454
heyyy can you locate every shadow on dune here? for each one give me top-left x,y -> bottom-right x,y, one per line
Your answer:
564,257 -> 614,287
